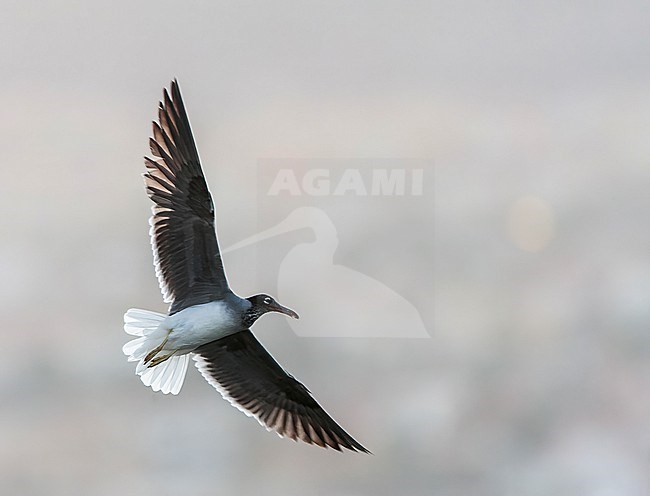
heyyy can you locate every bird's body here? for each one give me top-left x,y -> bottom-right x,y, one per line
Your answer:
123,80 -> 368,453
152,299 -> 244,356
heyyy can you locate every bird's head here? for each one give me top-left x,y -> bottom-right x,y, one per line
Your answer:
244,294 -> 299,327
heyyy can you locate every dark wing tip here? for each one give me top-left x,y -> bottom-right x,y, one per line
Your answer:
269,405 -> 371,453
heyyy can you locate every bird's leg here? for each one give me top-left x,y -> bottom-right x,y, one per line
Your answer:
148,350 -> 177,367
144,335 -> 169,364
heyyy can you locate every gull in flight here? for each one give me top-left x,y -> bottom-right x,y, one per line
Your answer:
123,80 -> 369,453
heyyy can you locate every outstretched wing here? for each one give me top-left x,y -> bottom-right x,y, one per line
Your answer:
193,331 -> 370,453
144,80 -> 229,314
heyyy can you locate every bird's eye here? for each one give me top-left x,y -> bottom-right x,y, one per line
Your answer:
263,297 -> 272,305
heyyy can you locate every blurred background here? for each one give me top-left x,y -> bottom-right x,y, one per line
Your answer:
1,1 -> 648,495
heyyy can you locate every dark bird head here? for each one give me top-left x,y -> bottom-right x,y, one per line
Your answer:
244,294 -> 299,327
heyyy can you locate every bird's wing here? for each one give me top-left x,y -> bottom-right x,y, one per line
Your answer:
144,80 -> 229,314
193,331 -> 370,453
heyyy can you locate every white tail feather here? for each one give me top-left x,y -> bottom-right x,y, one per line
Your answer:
139,354 -> 189,395
123,308 -> 189,395
124,307 -> 166,336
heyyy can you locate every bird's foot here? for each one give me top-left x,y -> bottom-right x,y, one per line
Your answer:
148,351 -> 177,367
144,335 -> 169,364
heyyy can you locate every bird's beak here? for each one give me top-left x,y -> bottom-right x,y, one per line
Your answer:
272,303 -> 300,320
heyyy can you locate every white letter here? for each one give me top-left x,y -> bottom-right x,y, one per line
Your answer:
371,169 -> 405,195
333,169 -> 366,196
267,169 -> 301,195
303,169 -> 330,196
411,169 -> 424,195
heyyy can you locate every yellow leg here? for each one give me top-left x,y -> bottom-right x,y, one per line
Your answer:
144,334 -> 169,364
148,350 -> 177,367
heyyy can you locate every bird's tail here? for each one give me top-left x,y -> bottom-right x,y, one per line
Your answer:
122,308 -> 189,395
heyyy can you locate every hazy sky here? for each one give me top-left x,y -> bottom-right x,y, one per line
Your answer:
1,2 -> 648,495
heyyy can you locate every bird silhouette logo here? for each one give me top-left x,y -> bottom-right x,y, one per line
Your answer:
224,206 -> 429,338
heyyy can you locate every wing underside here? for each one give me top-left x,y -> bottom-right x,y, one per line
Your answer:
145,80 -> 229,313
193,331 -> 369,453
